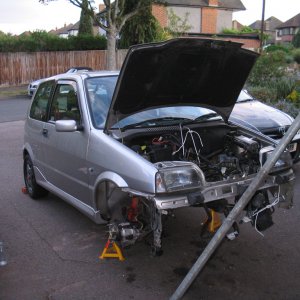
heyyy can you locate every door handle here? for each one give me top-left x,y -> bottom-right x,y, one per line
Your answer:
42,128 -> 48,137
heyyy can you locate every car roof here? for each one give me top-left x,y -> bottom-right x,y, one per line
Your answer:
47,71 -> 120,81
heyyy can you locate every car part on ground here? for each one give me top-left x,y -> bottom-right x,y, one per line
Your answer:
23,38 -> 295,256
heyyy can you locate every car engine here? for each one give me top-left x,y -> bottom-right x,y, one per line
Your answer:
126,124 -> 261,182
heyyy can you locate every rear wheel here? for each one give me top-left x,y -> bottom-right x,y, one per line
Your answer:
23,154 -> 48,199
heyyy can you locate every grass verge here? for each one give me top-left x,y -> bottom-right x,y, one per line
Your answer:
0,85 -> 28,100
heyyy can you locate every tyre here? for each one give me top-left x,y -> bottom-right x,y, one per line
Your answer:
23,154 -> 48,199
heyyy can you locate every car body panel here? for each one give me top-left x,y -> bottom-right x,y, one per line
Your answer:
231,100 -> 293,131
86,130 -> 158,193
105,38 -> 258,129
42,122 -> 91,205
230,90 -> 300,162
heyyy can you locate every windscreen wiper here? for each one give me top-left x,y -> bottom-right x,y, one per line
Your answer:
120,117 -> 193,130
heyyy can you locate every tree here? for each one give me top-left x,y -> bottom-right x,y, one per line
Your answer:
119,0 -> 158,48
166,9 -> 191,37
292,30 -> 300,48
39,0 -> 153,70
78,0 -> 93,36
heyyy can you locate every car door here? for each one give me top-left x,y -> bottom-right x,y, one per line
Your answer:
42,80 -> 91,205
25,80 -> 55,178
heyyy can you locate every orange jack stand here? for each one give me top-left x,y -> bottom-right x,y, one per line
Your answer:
21,186 -> 28,194
99,239 -> 125,261
203,209 -> 221,233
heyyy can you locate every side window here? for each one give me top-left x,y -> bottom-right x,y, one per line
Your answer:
49,84 -> 81,124
30,81 -> 54,121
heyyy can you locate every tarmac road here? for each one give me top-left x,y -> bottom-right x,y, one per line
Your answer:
0,97 -> 30,123
0,97 -> 300,300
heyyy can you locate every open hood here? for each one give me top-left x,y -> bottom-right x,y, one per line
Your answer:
105,38 -> 259,130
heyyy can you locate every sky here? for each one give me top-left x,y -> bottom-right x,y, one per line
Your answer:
233,0 -> 300,25
0,0 -> 102,35
1,0 -> 300,35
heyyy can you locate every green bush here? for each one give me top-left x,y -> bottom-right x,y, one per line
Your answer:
292,29 -> 300,48
285,55 -> 294,64
69,35 -> 107,50
248,77 -> 295,102
222,26 -> 257,35
248,86 -> 299,117
247,51 -> 287,86
267,78 -> 296,100
293,49 -> 300,64
286,89 -> 300,102
270,99 -> 299,118
265,44 -> 293,53
0,31 -> 107,52
247,86 -> 277,102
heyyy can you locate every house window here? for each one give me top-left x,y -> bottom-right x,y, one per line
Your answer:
282,28 -> 290,35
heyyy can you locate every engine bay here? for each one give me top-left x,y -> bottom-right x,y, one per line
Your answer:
124,124 -> 263,182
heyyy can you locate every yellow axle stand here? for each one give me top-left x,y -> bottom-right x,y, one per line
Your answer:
203,209 -> 222,233
99,239 -> 125,261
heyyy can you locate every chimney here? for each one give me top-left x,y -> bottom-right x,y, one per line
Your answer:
99,4 -> 105,12
265,20 -> 270,31
208,0 -> 218,6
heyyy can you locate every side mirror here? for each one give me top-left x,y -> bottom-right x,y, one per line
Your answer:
55,120 -> 83,132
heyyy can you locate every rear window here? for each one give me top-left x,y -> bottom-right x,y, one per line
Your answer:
30,80 -> 55,121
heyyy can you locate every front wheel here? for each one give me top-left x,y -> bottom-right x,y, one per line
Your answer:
23,154 -> 48,199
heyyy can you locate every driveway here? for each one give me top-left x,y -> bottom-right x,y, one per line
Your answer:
0,99 -> 300,299
0,97 -> 30,123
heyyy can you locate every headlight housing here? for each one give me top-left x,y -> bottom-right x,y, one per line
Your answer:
259,146 -> 293,173
155,165 -> 203,193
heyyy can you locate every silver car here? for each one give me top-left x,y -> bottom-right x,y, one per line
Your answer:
23,39 -> 294,255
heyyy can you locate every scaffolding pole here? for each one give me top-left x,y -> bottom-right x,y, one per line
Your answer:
170,112 -> 300,300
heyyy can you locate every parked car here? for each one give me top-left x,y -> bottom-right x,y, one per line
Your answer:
27,79 -> 43,97
65,66 -> 93,73
23,38 -> 294,255
230,90 -> 300,162
27,67 -> 93,97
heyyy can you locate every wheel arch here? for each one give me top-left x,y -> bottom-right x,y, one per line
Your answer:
22,143 -> 34,162
93,171 -> 129,220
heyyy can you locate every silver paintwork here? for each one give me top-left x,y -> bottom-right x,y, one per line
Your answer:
55,120 -> 77,132
24,71 -> 294,225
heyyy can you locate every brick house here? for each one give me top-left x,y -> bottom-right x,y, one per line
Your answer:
276,13 -> 300,44
152,0 -> 245,34
98,1 -> 260,51
249,16 -> 282,45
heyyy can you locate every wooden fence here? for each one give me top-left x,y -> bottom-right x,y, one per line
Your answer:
0,50 -> 128,86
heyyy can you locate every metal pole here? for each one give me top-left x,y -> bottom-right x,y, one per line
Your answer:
170,112 -> 300,300
260,0 -> 266,53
